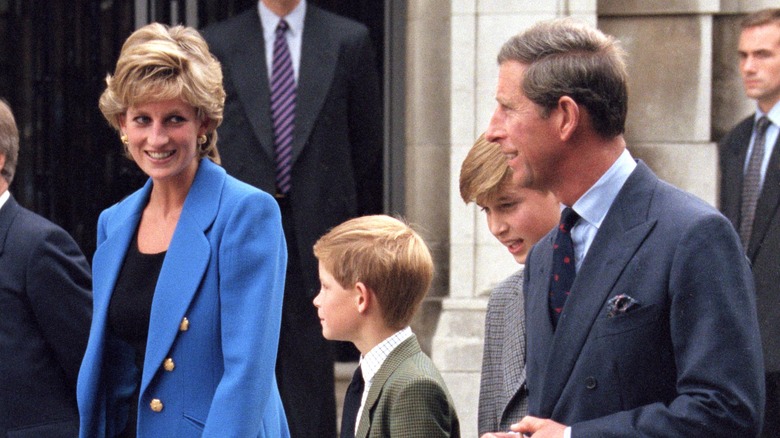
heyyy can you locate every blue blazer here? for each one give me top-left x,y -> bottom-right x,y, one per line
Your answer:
77,159 -> 289,437
524,161 -> 765,436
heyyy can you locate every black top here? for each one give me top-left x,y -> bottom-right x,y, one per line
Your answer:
108,233 -> 165,438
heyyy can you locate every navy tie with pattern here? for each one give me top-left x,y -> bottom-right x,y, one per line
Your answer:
270,20 -> 295,195
550,207 -> 579,328
739,116 -> 771,249
340,365 -> 364,438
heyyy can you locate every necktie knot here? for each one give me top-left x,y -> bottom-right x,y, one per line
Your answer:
559,207 -> 580,233
276,19 -> 289,36
756,116 -> 771,135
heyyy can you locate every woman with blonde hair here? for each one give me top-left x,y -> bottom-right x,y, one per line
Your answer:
77,23 -> 289,437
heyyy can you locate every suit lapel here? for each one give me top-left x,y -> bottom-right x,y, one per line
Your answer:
140,160 -> 223,393
227,11 -> 275,160
356,335 -> 421,438
537,162 -> 658,417
721,117 -> 755,230
0,195 -> 21,255
748,134 -> 780,259
501,273 -> 527,416
293,6 -> 338,166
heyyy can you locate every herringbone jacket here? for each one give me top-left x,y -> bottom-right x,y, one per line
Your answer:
478,269 -> 528,435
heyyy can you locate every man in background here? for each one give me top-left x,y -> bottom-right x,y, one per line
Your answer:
202,1 -> 383,436
0,99 -> 92,437
719,8 -> 780,437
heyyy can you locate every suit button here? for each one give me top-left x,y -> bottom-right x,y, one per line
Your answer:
179,317 -> 189,331
585,376 -> 597,390
150,398 -> 164,412
164,358 -> 175,372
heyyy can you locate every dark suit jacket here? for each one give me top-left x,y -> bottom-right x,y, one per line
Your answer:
202,6 -> 382,436
720,115 -> 780,374
355,335 -> 460,438
524,161 -> 765,436
0,194 -> 92,438
478,269 -> 528,435
202,6 -> 382,290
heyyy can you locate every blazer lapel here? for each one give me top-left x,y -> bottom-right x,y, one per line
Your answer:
355,335 -> 421,438
92,184 -> 149,321
227,11 -> 275,160
537,162 -> 658,417
501,274 -> 527,416
293,6 -> 338,166
140,160 -> 224,393
748,134 -> 780,259
0,195 -> 21,255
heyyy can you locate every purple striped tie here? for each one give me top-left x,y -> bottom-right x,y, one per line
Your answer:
271,20 -> 295,195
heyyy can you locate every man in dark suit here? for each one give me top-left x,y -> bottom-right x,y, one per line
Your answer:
719,9 -> 780,437
201,1 -> 382,436
482,19 -> 765,437
0,100 -> 92,437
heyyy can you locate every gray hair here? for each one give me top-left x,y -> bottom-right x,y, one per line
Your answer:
498,19 -> 628,138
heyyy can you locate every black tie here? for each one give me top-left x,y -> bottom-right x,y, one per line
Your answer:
340,365 -> 364,438
550,207 -> 579,328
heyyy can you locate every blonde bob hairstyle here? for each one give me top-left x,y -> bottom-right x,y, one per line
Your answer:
99,23 -> 225,163
313,215 -> 434,329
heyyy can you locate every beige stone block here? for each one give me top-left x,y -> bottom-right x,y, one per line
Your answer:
451,89 -> 478,144
712,14 -> 754,141
475,243 -> 522,295
601,15 -> 712,143
451,14 -> 476,93
406,14 -> 451,147
412,299 -> 443,355
407,0 -> 451,20
598,0 -> 720,15
450,241 -> 477,299
453,0 -> 476,15
478,0 -> 588,14
629,142 -> 719,206
439,371 -> 480,438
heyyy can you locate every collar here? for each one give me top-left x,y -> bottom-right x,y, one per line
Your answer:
756,100 -> 780,127
258,0 -> 306,38
359,326 -> 414,387
571,148 -> 636,230
0,190 -> 8,211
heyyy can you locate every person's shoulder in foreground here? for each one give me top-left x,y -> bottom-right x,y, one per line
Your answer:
313,215 -> 460,437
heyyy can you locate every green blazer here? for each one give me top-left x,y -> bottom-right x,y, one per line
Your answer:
355,335 -> 460,438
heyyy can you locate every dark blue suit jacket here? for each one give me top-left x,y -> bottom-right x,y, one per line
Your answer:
524,161 -> 765,436
0,195 -> 92,437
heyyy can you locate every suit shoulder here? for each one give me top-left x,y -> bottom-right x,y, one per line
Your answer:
201,8 -> 257,48
719,115 -> 754,150
307,5 -> 371,39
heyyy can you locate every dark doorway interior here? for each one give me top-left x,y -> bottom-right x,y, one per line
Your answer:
0,1 -> 385,259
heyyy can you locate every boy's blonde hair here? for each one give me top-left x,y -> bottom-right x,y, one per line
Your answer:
459,133 -> 513,205
313,215 -> 434,329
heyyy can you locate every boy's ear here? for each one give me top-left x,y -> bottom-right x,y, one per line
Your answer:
355,281 -> 371,314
